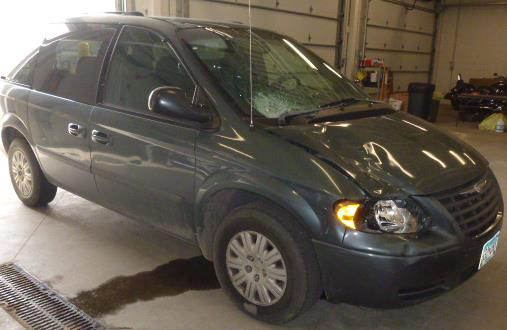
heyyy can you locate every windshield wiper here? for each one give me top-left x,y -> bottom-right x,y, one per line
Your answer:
318,97 -> 365,109
277,98 -> 370,126
277,108 -> 322,126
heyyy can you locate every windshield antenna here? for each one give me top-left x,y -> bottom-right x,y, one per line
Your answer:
248,0 -> 254,127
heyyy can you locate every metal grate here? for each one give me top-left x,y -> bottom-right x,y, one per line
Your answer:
0,263 -> 102,330
436,170 -> 502,238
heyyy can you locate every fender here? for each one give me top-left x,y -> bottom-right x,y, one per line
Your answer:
1,112 -> 33,153
195,170 -> 324,239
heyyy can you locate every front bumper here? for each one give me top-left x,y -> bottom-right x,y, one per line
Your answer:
314,219 -> 502,308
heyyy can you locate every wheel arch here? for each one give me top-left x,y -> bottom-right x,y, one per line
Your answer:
195,172 -> 323,260
1,114 -> 32,153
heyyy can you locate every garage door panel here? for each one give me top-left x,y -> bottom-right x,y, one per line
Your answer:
368,1 -> 407,29
306,46 -> 335,64
398,54 -> 430,72
405,10 -> 434,35
254,12 -> 336,44
189,1 -> 337,45
365,50 -> 430,73
197,0 -> 339,19
189,2 -> 249,23
393,72 -> 428,92
277,0 -> 339,19
232,0 -> 277,8
366,29 -> 432,53
368,0 -> 433,35
403,33 -> 432,53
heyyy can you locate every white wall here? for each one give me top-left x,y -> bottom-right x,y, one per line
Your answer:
0,0 -> 116,77
433,5 -> 507,93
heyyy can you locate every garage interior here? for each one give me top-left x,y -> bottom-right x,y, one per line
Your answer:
0,0 -> 506,329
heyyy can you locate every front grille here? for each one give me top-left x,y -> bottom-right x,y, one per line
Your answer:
436,171 -> 501,238
0,263 -> 101,330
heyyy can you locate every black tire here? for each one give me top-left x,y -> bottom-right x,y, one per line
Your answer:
213,202 -> 322,324
8,138 -> 57,207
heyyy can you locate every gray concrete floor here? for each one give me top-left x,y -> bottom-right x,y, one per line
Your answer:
1,105 -> 507,330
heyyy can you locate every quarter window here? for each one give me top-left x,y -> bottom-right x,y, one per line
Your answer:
33,26 -> 115,104
8,50 -> 39,87
103,27 -> 195,113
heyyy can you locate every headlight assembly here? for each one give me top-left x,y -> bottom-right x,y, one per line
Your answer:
335,199 -> 430,234
372,200 -> 426,233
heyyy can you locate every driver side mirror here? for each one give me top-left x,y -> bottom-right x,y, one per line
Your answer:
148,86 -> 212,123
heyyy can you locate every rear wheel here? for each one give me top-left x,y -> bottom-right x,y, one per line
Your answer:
213,202 -> 322,324
8,138 -> 57,207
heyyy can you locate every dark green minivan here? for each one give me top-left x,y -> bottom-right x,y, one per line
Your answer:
0,14 -> 503,324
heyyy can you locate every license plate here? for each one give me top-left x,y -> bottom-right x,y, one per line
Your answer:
478,231 -> 500,270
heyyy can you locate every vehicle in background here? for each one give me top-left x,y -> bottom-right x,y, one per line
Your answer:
446,73 -> 507,121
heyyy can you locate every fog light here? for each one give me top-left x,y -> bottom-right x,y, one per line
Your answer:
336,202 -> 361,229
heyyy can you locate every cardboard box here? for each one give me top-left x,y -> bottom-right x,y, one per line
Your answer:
388,92 -> 409,112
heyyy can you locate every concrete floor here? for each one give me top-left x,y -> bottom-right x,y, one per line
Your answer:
1,105 -> 507,330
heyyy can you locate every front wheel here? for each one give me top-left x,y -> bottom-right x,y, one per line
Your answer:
213,202 -> 322,324
8,138 -> 57,207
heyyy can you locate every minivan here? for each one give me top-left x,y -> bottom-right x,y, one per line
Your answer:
1,14 -> 503,324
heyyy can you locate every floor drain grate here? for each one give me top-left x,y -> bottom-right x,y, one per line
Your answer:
0,263 -> 102,329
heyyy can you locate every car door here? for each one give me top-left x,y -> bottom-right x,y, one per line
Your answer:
90,26 -> 201,241
28,23 -> 116,200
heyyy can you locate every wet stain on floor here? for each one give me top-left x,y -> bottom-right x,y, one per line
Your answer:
71,256 -> 220,318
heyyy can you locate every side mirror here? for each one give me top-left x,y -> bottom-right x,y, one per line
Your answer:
148,86 -> 212,123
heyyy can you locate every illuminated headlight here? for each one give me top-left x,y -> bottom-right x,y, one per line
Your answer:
373,200 -> 428,233
335,201 -> 361,230
335,199 -> 430,234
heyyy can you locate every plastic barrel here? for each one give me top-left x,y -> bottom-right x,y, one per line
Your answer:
408,83 -> 436,120
428,99 -> 440,122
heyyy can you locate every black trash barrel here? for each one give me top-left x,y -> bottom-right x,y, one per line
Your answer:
428,99 -> 440,122
408,83 -> 435,120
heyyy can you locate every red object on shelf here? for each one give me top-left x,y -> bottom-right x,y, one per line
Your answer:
360,58 -> 384,68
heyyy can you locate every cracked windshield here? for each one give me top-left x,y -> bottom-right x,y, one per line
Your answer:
180,27 -> 367,118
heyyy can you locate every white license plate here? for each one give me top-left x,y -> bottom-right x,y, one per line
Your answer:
478,231 -> 500,270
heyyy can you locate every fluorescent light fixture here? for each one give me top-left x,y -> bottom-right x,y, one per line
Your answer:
402,120 -> 428,132
323,63 -> 342,78
283,39 -> 317,70
463,152 -> 476,165
422,150 -> 446,168
449,150 -> 466,165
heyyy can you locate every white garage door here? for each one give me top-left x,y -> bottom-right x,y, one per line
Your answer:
364,0 -> 436,92
185,0 -> 344,66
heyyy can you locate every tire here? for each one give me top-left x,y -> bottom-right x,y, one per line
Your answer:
8,138 -> 57,207
213,202 -> 322,324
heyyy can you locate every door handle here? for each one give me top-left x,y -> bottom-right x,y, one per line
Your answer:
68,123 -> 85,137
91,130 -> 109,145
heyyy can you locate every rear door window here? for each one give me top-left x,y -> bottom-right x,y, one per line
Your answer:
103,26 -> 196,113
33,24 -> 115,104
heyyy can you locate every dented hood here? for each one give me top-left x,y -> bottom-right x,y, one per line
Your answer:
270,111 -> 487,196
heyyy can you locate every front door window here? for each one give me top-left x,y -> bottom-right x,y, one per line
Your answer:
103,26 -> 196,114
